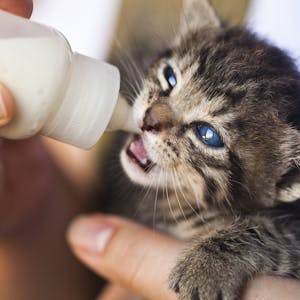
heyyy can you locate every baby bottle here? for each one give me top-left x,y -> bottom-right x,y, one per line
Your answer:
0,10 -> 136,149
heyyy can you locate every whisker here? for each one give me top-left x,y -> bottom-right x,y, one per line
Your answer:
165,175 -> 180,226
173,167 -> 203,220
170,168 -> 187,222
152,169 -> 163,228
133,168 -> 157,219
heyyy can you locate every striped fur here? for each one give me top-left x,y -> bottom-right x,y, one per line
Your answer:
119,0 -> 300,299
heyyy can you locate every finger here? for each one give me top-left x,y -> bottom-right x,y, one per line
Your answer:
67,214 -> 183,300
0,82 -> 16,127
0,0 -> 33,18
242,275 -> 300,300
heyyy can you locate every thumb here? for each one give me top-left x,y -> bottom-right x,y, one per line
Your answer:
67,214 -> 300,300
0,83 -> 16,128
0,1 -> 33,129
0,0 -> 33,18
67,214 -> 183,300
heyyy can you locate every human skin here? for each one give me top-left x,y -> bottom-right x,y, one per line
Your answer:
68,215 -> 300,300
1,1 -> 300,299
0,2 -> 98,299
0,0 -> 32,17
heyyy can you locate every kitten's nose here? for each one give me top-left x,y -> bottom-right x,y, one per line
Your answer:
141,103 -> 173,132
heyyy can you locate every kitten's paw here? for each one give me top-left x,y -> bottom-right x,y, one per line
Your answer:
169,240 -> 248,300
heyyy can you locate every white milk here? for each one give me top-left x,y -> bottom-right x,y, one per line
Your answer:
0,36 -> 70,137
0,10 -> 137,149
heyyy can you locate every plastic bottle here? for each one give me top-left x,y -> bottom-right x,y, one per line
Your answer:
0,10 -> 137,149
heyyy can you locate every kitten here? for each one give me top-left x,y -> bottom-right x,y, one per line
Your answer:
118,0 -> 300,299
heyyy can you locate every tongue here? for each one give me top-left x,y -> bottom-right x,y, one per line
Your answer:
129,137 -> 149,165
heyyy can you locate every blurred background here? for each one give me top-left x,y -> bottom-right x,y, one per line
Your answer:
31,0 -> 300,69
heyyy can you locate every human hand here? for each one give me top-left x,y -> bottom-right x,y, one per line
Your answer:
0,2 -> 102,299
0,81 -> 96,298
0,0 -> 32,17
0,0 -> 96,236
68,214 -> 300,300
0,0 -> 62,235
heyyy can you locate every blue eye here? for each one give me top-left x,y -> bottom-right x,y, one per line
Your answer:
163,66 -> 177,89
196,125 -> 224,148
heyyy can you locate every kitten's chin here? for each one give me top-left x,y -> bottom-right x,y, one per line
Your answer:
121,135 -> 160,186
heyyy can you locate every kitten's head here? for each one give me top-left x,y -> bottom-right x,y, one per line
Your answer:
121,0 -> 300,211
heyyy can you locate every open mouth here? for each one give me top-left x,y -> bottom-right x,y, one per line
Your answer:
126,135 -> 155,172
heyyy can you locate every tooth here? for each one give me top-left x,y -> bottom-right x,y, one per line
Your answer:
129,142 -> 134,152
141,158 -> 147,165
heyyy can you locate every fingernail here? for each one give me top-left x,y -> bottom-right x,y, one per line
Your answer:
67,216 -> 114,253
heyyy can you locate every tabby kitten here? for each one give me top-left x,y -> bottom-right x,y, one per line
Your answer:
119,0 -> 300,299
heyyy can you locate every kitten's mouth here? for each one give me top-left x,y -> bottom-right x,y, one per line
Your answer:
126,135 -> 155,172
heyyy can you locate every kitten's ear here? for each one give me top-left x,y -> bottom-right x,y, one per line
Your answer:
179,0 -> 221,35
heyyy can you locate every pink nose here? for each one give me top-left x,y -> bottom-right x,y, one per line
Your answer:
141,103 -> 173,132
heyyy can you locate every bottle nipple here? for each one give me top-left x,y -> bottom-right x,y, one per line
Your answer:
108,95 -> 140,133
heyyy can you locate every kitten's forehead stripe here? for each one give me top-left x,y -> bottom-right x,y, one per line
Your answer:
177,28 -> 300,117
159,49 -> 174,60
196,47 -> 210,77
224,89 -> 247,104
210,103 -> 231,117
